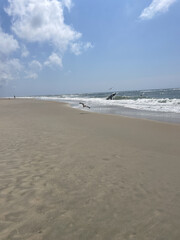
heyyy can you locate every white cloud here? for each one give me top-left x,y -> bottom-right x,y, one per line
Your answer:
29,60 -> 42,71
8,58 -> 22,71
25,72 -> 38,79
71,42 -> 93,55
0,27 -> 19,56
21,45 -> 29,58
84,42 -> 94,51
44,53 -> 63,68
62,0 -> 73,11
25,60 -> 42,80
140,0 -> 177,19
0,27 -> 22,86
1,0 -> 92,86
5,0 -> 81,52
0,58 -> 23,86
71,43 -> 82,55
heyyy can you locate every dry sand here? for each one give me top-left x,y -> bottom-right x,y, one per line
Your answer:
0,99 -> 180,240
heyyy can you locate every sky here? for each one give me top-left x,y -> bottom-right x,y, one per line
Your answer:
0,0 -> 180,97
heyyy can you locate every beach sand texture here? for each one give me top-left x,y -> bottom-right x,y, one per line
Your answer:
0,99 -> 180,240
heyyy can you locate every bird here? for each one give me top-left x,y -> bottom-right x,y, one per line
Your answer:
106,92 -> 116,100
79,102 -> 90,109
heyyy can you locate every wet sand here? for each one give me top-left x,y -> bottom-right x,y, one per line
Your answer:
0,99 -> 180,240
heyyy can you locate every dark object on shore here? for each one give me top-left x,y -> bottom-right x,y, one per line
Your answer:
79,102 -> 90,109
14,95 -> 16,99
106,92 -> 116,100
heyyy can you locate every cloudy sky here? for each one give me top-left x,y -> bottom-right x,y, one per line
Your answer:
0,0 -> 179,96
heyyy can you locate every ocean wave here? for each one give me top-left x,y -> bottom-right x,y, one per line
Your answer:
49,97 -> 180,113
75,97 -> 179,113
115,98 -> 180,113
26,95 -> 180,114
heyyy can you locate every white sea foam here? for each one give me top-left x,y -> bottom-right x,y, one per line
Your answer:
34,96 -> 180,114
115,98 -> 180,113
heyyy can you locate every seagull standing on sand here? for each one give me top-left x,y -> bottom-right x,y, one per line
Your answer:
79,102 -> 91,109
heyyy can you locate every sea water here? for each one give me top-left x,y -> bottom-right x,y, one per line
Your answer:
31,88 -> 180,123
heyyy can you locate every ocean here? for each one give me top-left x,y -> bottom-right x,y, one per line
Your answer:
31,88 -> 180,123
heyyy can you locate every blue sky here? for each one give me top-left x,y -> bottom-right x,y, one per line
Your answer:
0,0 -> 180,97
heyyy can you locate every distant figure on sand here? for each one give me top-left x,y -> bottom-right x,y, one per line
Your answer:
106,92 -> 116,100
14,95 -> 16,99
79,102 -> 90,109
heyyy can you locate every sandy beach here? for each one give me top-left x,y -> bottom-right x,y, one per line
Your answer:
0,99 -> 180,240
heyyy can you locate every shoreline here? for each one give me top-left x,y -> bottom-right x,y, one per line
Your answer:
19,97 -> 180,124
68,102 -> 180,126
0,99 -> 180,239
2,97 -> 180,124
78,104 -> 180,125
